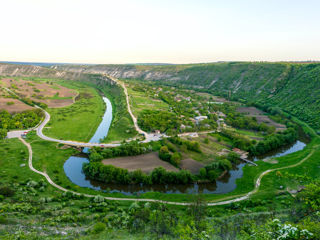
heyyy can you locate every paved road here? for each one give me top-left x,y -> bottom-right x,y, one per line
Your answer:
18,137 -> 317,206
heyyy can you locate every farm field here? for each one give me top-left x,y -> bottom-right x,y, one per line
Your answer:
1,77 -> 77,108
237,106 -> 287,131
0,98 -> 34,113
102,152 -> 179,173
127,84 -> 169,115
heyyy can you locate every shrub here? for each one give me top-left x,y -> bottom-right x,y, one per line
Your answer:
0,186 -> 15,197
0,216 -> 7,224
91,222 -> 106,234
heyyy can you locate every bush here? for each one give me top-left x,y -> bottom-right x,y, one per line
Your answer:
0,216 -> 7,224
170,152 -> 182,166
91,222 -> 106,234
0,186 -> 15,197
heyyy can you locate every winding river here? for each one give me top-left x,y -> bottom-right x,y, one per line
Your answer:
64,96 -> 308,195
83,97 -> 112,153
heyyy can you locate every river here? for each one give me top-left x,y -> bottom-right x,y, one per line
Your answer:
64,96 -> 309,195
83,97 -> 112,153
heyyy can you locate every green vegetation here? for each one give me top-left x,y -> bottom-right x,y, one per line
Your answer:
127,84 -> 169,114
0,109 -> 43,139
89,141 -> 152,161
96,62 -> 320,132
95,80 -> 137,143
1,136 -> 319,239
43,84 -> 105,142
83,163 -> 193,185
2,64 -> 320,239
125,80 -> 219,134
138,109 -> 179,133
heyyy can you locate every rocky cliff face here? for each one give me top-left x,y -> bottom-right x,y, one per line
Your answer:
0,63 -> 114,84
51,64 -> 182,81
0,63 -> 83,79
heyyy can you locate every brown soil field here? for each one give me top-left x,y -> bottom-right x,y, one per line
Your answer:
1,78 -> 77,108
102,152 -> 179,173
237,106 -> 286,131
0,98 -> 34,113
180,159 -> 204,174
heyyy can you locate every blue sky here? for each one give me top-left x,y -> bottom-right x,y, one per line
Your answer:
1,0 -> 319,63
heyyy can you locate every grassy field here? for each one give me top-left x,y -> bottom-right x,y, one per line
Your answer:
127,85 -> 169,116
0,138 -> 42,184
233,128 -> 264,139
43,82 -> 105,142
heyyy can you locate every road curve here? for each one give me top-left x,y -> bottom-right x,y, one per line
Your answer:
36,106 -> 120,148
34,75 -> 167,147
18,137 -> 317,206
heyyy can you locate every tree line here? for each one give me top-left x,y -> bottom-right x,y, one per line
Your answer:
83,163 -> 194,185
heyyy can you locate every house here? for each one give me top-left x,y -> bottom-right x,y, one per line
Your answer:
188,132 -> 198,138
232,148 -> 249,158
195,116 -> 208,122
154,130 -> 161,134
217,111 -> 226,118
180,124 -> 186,130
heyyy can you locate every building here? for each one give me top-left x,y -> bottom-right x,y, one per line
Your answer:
195,116 -> 208,122
217,111 -> 226,118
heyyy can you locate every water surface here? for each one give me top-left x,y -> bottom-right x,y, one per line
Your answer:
83,97 -> 112,153
64,140 -> 307,195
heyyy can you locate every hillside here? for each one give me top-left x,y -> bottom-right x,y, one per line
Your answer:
0,63 -> 111,83
52,62 -> 320,131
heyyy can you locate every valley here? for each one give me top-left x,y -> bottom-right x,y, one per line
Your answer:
0,62 -> 319,239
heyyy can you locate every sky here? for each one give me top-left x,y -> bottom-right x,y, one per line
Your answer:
1,0 -> 320,64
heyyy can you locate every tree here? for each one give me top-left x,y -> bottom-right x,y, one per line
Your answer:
298,181 -> 320,211
188,194 -> 207,233
0,129 -> 7,139
170,152 -> 181,166
227,152 -> 240,163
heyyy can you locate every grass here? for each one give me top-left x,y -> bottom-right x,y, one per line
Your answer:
233,128 -> 264,138
0,138 -> 41,184
25,126 -> 320,204
127,85 -> 169,115
43,84 -> 105,142
100,83 -> 138,143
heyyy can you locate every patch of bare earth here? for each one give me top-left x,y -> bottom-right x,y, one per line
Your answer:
102,152 -> 178,173
263,158 -> 278,164
0,98 -> 34,113
1,78 -> 77,108
237,106 -> 286,131
180,159 -> 204,174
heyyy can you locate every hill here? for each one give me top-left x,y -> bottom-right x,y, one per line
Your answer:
51,62 -> 320,131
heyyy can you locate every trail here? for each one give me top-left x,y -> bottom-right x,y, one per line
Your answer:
18,137 -> 317,206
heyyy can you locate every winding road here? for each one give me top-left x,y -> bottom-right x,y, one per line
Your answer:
6,76 -> 318,205
18,136 -> 317,205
